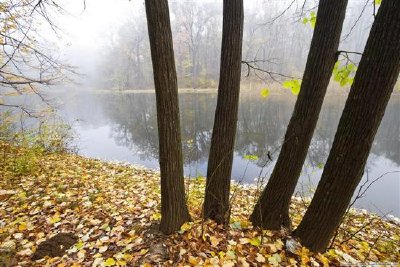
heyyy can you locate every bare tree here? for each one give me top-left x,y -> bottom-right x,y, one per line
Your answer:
0,0 -> 76,115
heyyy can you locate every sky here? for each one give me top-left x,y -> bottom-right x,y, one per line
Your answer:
50,0 -> 267,49
42,0 -> 142,83
56,0 -> 137,47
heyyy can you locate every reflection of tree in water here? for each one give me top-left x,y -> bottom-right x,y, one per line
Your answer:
372,98 -> 400,165
179,94 -> 216,165
98,93 -> 400,167
102,94 -> 159,161
100,93 -> 215,163
308,97 -> 400,167
235,95 -> 295,167
307,98 -> 343,168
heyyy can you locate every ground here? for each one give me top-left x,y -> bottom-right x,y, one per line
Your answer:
0,142 -> 399,266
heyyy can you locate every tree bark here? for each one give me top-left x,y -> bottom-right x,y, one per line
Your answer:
144,0 -> 191,234
203,0 -> 244,225
250,0 -> 348,229
294,0 -> 400,252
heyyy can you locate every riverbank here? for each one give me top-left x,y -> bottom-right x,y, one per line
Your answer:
0,143 -> 399,266
52,81 -> 400,97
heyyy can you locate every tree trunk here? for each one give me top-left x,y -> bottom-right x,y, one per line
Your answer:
144,0 -> 191,234
294,0 -> 400,252
203,0 -> 244,225
250,0 -> 348,229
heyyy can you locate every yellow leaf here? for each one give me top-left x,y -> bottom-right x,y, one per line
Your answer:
299,247 -> 310,265
274,239 -> 284,250
117,260 -> 127,266
150,212 -> 161,220
104,257 -> 116,266
75,241 -> 84,250
123,253 -> 133,261
18,222 -> 27,231
316,254 -> 330,267
49,215 -> 61,224
250,237 -> 261,247
180,222 -> 192,233
189,255 -> 200,265
202,233 -> 207,241
260,88 -> 270,98
210,236 -> 220,247
139,249 -> 148,255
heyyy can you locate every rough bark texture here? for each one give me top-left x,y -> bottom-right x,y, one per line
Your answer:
294,0 -> 400,252
145,0 -> 191,234
203,0 -> 244,224
250,0 -> 348,229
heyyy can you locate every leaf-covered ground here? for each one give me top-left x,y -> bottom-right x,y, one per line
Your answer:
0,143 -> 399,266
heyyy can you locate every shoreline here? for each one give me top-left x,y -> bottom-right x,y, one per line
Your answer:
1,145 -> 399,266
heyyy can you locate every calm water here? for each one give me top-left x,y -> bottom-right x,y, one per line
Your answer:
57,91 -> 400,216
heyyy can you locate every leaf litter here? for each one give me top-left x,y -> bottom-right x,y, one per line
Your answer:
0,142 -> 399,266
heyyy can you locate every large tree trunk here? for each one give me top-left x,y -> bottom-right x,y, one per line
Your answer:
250,0 -> 348,229
294,0 -> 400,252
203,0 -> 244,225
144,0 -> 191,234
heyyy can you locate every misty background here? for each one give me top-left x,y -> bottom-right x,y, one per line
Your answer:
51,0 -> 376,91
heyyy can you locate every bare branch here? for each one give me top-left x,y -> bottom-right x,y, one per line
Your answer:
241,60 -> 299,82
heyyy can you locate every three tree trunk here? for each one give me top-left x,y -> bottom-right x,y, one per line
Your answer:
144,0 -> 191,234
203,0 -> 244,224
294,0 -> 400,252
250,0 -> 348,229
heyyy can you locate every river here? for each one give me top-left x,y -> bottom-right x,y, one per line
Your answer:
56,90 -> 399,217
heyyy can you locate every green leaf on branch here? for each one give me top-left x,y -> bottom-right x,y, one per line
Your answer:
302,11 -> 317,29
333,62 -> 357,87
282,79 -> 302,95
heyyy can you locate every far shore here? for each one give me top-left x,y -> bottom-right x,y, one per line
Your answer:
53,84 -> 400,97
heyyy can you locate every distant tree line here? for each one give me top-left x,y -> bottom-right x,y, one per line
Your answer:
97,0 -> 375,90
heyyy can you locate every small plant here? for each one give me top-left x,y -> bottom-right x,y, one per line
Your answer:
13,149 -> 39,175
0,111 -> 16,143
0,111 -> 76,176
35,122 -> 76,153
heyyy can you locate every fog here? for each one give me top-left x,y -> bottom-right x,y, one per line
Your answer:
46,0 -> 375,90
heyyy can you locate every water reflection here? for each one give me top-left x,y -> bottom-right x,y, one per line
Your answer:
59,91 -> 400,216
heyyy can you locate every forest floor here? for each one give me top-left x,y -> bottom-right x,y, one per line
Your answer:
0,142 -> 399,266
